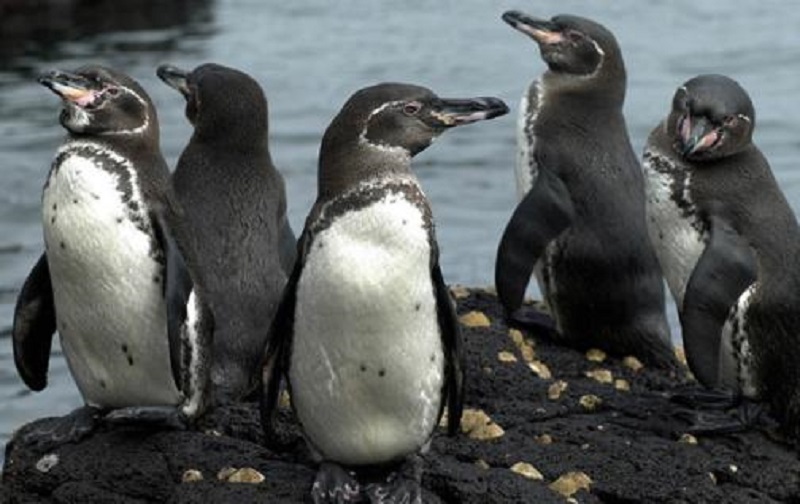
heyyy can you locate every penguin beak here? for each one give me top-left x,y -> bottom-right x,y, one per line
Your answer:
156,64 -> 191,98
38,70 -> 101,107
429,97 -> 509,127
679,115 -> 720,157
502,11 -> 564,45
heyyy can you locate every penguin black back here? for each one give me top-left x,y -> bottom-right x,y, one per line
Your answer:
496,11 -> 676,368
158,62 -> 295,402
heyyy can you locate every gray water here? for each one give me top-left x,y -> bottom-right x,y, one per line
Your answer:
2,0 -> 800,460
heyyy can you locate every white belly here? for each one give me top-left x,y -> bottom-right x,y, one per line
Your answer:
718,284 -> 758,398
43,147 -> 181,408
515,81 -> 542,201
290,191 -> 444,465
643,150 -> 705,309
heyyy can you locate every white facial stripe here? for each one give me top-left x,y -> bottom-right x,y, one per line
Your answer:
358,100 -> 411,158
105,84 -> 150,136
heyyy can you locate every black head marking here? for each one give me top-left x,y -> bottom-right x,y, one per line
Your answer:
318,82 -> 508,198
157,63 -> 268,147
502,11 -> 625,102
38,65 -> 157,138
666,74 -> 755,161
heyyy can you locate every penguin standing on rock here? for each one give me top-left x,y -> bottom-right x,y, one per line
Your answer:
12,66 -> 213,448
261,83 -> 508,503
157,63 -> 296,402
644,74 -> 800,436
495,11 -> 676,369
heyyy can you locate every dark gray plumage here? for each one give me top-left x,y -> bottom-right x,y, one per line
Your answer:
644,74 -> 800,438
495,11 -> 676,369
157,63 -> 295,402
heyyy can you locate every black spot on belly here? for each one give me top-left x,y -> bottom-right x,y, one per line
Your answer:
127,355 -> 134,366
153,275 -> 160,284
121,343 -> 128,353
100,380 -> 107,389
59,241 -> 66,250
378,368 -> 386,377
402,219 -> 407,225
415,303 -> 421,311
360,364 -> 367,372
52,203 -> 57,211
51,216 -> 56,224
116,217 -> 124,224
91,193 -> 100,200
128,201 -> 139,213
430,354 -> 435,363
73,199 -> 78,204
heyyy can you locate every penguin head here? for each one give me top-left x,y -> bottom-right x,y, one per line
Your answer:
667,74 -> 755,162
157,63 -> 268,146
502,11 -> 625,101
325,83 -> 508,159
38,65 -> 156,138
318,83 -> 508,196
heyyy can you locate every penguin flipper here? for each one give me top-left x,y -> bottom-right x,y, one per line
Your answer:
12,253 -> 57,391
495,168 -> 574,313
278,219 -> 297,275
681,215 -> 756,389
151,209 -> 214,418
261,249 -> 301,449
432,263 -> 464,436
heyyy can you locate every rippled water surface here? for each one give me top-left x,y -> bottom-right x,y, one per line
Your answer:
2,0 -> 800,459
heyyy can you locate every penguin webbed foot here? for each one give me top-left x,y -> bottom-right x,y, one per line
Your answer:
673,389 -> 776,436
103,405 -> 187,430
16,405 -> 101,452
311,462 -> 362,503
363,456 -> 424,504
507,305 -> 557,338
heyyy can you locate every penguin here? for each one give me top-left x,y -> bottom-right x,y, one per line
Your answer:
261,83 -> 508,503
495,11 -> 677,368
156,63 -> 296,402
12,65 -> 214,448
644,74 -> 800,436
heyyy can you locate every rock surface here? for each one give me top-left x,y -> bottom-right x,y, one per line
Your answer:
3,288 -> 800,503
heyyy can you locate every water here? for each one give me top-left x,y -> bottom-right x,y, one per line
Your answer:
2,0 -> 800,461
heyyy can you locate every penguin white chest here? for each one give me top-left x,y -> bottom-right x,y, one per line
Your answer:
42,149 -> 181,408
515,81 -> 542,201
291,193 -> 444,465
643,150 -> 705,308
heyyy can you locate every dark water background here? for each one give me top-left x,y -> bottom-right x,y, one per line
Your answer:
1,0 -> 799,460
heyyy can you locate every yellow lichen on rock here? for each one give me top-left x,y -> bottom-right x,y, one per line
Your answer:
218,467 -> 265,484
509,328 -> 525,346
458,311 -> 491,328
449,285 -> 471,299
579,394 -> 603,411
623,356 -> 644,372
548,380 -> 568,400
529,360 -> 552,379
510,462 -> 544,481
549,471 -> 593,498
498,351 -> 518,363
678,433 -> 698,445
614,379 -> 630,391
182,469 -> 203,483
585,348 -> 607,363
279,389 -> 292,409
475,459 -> 490,470
461,408 -> 505,440
534,433 -> 554,445
585,368 -> 613,384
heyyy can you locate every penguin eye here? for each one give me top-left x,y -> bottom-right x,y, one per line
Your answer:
565,30 -> 584,43
106,87 -> 121,97
403,102 -> 422,116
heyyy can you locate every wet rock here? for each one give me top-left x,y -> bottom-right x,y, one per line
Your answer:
2,288 -> 800,503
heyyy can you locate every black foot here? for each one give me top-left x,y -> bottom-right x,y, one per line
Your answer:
508,305 -> 557,337
671,386 -> 738,410
103,406 -> 187,430
312,462 -> 362,503
673,390 -> 776,436
16,405 -> 101,452
364,456 -> 423,504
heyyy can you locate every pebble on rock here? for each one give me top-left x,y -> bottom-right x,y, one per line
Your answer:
549,471 -> 593,498
585,369 -> 613,384
548,380 -> 569,400
623,356 -> 644,372
458,311 -> 491,328
529,360 -> 552,379
579,395 -> 603,411
510,462 -> 544,481
585,349 -> 607,363
460,408 -> 505,440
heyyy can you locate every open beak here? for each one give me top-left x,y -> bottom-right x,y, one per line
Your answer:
156,64 -> 191,97
502,10 -> 564,45
38,70 -> 100,106
430,97 -> 509,127
679,115 -> 719,157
